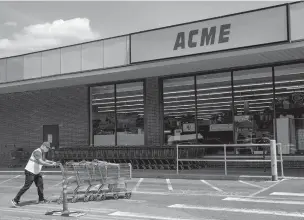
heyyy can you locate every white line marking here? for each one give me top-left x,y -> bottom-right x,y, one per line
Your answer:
249,179 -> 284,197
132,178 -> 143,192
13,204 -> 117,213
223,197 -> 304,205
133,191 -> 170,195
240,175 -> 272,178
200,180 -> 222,192
0,208 -> 122,220
166,179 -> 173,191
271,192 -> 304,197
0,175 -> 20,185
109,211 -> 210,220
283,176 -> 304,180
238,180 -> 264,189
168,204 -> 304,218
123,199 -> 146,203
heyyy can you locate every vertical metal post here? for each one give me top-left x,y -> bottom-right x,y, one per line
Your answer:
176,145 -> 179,174
272,67 -> 277,141
194,75 -> 198,143
279,143 -> 284,178
270,140 -> 278,181
231,71 -> 236,144
224,144 -> 227,176
114,84 -> 117,146
61,181 -> 69,215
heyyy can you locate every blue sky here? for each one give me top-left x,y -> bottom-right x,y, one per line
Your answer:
0,1 -> 292,58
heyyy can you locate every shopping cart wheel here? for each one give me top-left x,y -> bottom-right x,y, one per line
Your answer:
97,194 -> 106,201
71,197 -> 77,203
89,194 -> 95,201
124,193 -> 131,199
57,198 -> 63,204
83,195 -> 90,202
113,194 -> 119,200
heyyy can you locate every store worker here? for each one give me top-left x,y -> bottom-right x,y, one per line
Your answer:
11,142 -> 57,207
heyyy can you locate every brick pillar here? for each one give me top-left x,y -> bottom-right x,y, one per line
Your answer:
144,77 -> 163,146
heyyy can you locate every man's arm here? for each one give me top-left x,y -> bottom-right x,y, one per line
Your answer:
33,151 -> 56,166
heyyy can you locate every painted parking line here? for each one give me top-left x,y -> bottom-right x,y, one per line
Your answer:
166,179 -> 173,191
270,192 -> 304,197
168,204 -> 304,218
0,175 -> 21,185
0,207 -> 133,220
132,178 -> 144,192
249,179 -> 284,197
109,211 -> 204,220
223,197 -> 304,205
238,180 -> 264,189
200,180 -> 223,192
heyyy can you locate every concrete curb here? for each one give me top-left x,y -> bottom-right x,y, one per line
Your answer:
0,170 -> 284,181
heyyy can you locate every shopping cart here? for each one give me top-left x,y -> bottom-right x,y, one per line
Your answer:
87,160 -> 132,201
56,161 -> 88,204
56,160 -> 132,204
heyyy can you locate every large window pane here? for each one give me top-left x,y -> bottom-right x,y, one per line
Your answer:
163,76 -> 195,145
61,45 -> 81,74
6,56 -> 24,82
82,41 -> 103,70
42,49 -> 60,77
24,53 -> 42,79
233,68 -> 274,152
92,85 -> 115,146
275,64 -> 304,154
0,59 -> 6,83
116,82 -> 144,145
197,72 -> 233,147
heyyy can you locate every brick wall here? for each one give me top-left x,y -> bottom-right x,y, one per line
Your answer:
0,86 -> 89,154
144,77 -> 163,146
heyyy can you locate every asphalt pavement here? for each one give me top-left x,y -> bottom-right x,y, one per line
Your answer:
0,174 -> 304,220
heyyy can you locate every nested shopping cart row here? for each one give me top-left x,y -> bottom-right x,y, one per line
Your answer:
56,160 -> 132,204
51,146 -> 206,170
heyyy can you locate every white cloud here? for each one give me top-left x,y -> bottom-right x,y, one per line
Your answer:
0,17 -> 100,57
4,21 -> 17,26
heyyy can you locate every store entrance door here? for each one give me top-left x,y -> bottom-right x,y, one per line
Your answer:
43,124 -> 59,150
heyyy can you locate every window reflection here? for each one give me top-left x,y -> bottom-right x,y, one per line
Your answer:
197,72 -> 233,146
163,77 -> 196,145
91,85 -> 115,146
116,82 -> 144,145
275,64 -> 304,154
233,68 -> 274,152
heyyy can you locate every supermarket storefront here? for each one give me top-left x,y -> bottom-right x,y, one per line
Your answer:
1,2 -> 304,165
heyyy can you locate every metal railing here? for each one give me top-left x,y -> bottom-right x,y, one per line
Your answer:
176,140 -> 283,181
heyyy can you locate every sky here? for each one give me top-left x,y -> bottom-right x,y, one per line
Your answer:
0,0 -> 294,58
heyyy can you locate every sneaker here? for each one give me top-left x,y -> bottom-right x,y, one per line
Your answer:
38,199 -> 49,204
11,199 -> 19,207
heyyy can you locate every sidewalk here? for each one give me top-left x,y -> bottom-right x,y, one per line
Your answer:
1,167 -> 303,181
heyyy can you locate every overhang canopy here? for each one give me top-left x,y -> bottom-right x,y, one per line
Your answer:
1,40 -> 304,94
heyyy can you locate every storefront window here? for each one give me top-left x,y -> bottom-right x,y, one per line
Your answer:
116,82 -> 144,145
91,85 -> 115,145
196,72 -> 233,148
274,64 -> 304,154
233,68 -> 274,154
163,76 -> 196,145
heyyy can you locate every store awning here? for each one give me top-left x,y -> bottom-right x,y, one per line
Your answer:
1,40 -> 304,94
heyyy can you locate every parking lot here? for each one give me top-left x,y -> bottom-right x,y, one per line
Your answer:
0,174 -> 304,220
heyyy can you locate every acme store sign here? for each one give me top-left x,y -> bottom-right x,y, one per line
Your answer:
173,24 -> 231,51
130,6 -> 287,63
